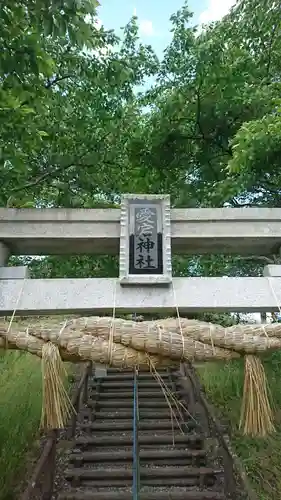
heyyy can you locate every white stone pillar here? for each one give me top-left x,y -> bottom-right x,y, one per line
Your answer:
263,265 -> 281,322
0,242 -> 9,266
0,242 -> 29,279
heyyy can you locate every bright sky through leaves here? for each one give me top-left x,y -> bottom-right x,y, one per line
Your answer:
98,0 -> 237,57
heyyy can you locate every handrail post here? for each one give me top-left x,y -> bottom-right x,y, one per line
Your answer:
83,362 -> 92,404
182,362 -> 237,498
42,430 -> 58,500
133,368 -> 139,500
21,364 -> 94,499
68,366 -> 88,438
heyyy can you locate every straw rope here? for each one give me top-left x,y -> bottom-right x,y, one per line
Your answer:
0,322 -> 241,362
3,316 -> 281,362
1,310 -> 281,388
0,327 -> 179,369
170,279 -> 275,437
63,316 -> 281,353
4,274 -> 281,435
239,276 -> 281,436
9,315 -> 281,338
0,277 -> 76,429
3,312 -> 281,435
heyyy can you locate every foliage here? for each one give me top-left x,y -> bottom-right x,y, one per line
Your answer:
198,352 -> 281,500
1,0 -> 102,191
3,0 -> 280,280
0,352 -> 42,498
2,0 -> 281,212
128,0 -> 281,208
0,4 -> 159,207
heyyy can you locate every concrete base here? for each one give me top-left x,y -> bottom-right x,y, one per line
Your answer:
263,265 -> 281,277
0,266 -> 29,280
94,364 -> 107,378
1,276 -> 281,315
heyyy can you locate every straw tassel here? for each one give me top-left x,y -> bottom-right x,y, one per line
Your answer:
40,342 -> 75,430
239,355 -> 275,437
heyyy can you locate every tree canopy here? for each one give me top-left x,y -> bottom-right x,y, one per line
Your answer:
2,0 -> 280,281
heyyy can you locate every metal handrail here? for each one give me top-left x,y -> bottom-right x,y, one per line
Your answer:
132,367 -> 140,500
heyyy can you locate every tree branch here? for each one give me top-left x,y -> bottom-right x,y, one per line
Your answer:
234,255 -> 275,264
11,162 -> 78,193
10,132 -> 113,193
45,74 -> 75,89
229,198 -> 253,208
194,78 -> 233,157
194,78 -> 205,139
265,22 -> 278,81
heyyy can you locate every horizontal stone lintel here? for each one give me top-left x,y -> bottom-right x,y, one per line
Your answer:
1,207 -> 281,255
1,277 -> 281,316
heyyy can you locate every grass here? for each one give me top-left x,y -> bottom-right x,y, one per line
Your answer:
0,329 -> 77,500
198,352 -> 281,500
1,314 -> 281,500
0,316 -> 79,499
0,350 -> 43,500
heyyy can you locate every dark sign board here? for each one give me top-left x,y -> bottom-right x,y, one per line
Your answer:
119,195 -> 171,285
129,204 -> 163,275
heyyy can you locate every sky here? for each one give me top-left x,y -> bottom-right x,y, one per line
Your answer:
98,0 -> 236,57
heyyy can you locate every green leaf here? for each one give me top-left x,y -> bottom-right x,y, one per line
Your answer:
21,201 -> 36,208
21,107 -> 36,115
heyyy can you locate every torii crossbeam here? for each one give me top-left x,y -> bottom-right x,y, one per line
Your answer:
1,194 -> 281,316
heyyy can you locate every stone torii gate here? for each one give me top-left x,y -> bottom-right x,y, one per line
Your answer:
1,194 -> 281,317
